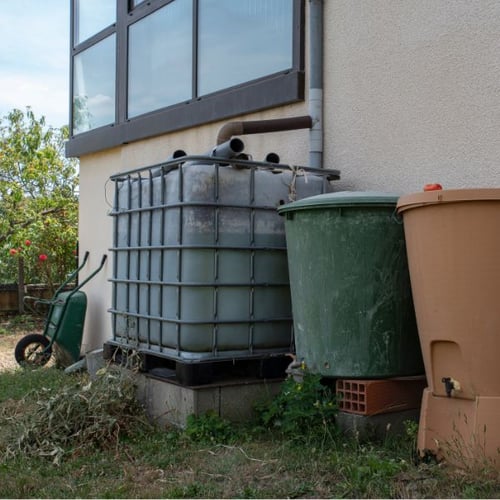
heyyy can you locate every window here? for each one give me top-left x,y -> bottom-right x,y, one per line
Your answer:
197,0 -> 294,96
128,0 -> 193,118
74,0 -> 116,44
68,0 -> 304,157
73,34 -> 116,134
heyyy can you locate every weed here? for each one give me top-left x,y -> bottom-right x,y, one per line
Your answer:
184,410 -> 235,444
330,442 -> 406,498
378,418 -> 421,465
256,370 -> 338,444
437,412 -> 500,477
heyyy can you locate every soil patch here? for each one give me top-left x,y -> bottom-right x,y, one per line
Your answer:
0,315 -> 45,372
0,332 -> 25,371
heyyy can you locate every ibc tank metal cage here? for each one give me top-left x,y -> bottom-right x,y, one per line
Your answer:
106,154 -> 339,382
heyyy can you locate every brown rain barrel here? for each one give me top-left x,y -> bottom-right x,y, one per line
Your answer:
397,188 -> 500,397
397,188 -> 500,468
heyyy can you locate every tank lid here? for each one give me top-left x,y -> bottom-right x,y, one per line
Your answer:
397,188 -> 500,214
278,191 -> 400,214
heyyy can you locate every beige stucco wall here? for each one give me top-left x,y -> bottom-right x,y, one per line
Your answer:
327,0 -> 500,192
78,0 -> 500,351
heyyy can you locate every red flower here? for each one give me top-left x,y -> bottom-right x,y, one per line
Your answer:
38,254 -> 48,262
9,248 -> 17,256
25,239 -> 31,246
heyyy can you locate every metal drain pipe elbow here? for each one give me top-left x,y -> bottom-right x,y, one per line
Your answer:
216,115 -> 313,145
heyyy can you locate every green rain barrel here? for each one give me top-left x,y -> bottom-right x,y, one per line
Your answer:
278,192 -> 424,378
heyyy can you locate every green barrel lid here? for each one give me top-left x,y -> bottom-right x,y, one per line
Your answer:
277,191 -> 400,214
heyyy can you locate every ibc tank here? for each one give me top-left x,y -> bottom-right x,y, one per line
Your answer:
108,155 -> 339,364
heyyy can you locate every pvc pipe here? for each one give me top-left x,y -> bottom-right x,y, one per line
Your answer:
210,138 -> 245,158
168,149 -> 187,160
264,152 -> 281,164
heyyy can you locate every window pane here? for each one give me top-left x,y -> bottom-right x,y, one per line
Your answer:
198,0 -> 293,96
128,0 -> 193,119
73,35 -> 116,134
74,0 -> 115,45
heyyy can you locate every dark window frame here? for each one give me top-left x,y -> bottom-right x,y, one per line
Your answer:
67,0 -> 305,157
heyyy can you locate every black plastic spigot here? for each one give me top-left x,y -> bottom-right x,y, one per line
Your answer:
442,377 -> 453,397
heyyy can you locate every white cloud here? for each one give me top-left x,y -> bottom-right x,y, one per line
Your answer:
0,73 -> 68,127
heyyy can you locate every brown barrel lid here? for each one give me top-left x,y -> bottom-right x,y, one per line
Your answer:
397,188 -> 500,214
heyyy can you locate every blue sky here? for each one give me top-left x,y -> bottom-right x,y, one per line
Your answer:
0,0 -> 70,128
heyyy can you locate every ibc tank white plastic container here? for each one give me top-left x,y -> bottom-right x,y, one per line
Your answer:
109,155 -> 339,364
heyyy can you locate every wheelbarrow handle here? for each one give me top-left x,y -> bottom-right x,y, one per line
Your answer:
71,254 -> 108,292
22,295 -> 49,316
51,251 -> 90,297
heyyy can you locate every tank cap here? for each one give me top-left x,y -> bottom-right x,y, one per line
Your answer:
423,183 -> 443,192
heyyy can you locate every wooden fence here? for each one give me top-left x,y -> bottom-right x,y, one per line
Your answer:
0,284 -> 54,313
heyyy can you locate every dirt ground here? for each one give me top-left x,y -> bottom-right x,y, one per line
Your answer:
0,332 -> 25,371
0,315 -> 45,372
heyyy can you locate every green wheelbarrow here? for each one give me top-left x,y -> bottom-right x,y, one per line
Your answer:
15,252 -> 107,368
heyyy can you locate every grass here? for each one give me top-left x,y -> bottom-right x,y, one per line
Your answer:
0,317 -> 498,498
0,313 -> 44,336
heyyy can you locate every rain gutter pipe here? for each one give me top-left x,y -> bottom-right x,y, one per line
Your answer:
308,0 -> 324,169
215,0 -> 324,168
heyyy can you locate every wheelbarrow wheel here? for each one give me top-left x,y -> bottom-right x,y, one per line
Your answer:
15,334 -> 52,367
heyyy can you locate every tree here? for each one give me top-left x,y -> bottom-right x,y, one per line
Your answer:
0,108 -> 79,293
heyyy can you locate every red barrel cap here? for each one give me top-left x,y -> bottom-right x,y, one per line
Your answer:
423,183 -> 443,192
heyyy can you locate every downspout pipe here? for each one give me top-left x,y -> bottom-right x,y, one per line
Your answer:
309,0 -> 324,169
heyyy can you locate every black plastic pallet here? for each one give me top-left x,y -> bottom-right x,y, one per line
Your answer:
103,342 -> 290,386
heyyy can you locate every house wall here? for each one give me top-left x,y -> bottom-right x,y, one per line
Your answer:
326,0 -> 500,192
78,0 -> 500,352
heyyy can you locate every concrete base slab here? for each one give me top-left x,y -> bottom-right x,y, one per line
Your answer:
136,373 -> 284,428
86,349 -> 284,428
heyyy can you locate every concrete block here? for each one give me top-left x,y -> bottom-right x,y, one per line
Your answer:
136,374 -> 284,428
336,408 -> 420,441
85,348 -> 106,378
